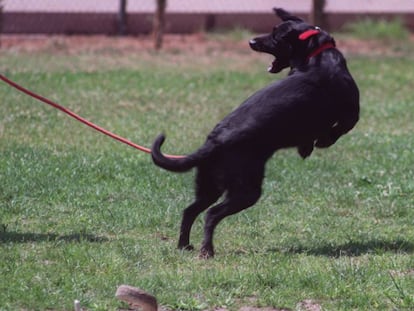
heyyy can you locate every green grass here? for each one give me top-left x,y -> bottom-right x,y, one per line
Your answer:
343,18 -> 410,41
206,27 -> 255,42
1,36 -> 414,310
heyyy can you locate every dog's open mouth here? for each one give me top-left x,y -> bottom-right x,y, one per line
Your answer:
249,38 -> 289,74
268,58 -> 279,73
268,56 -> 287,74
267,53 -> 290,74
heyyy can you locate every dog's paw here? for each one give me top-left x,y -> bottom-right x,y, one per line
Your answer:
199,248 -> 215,259
178,244 -> 195,252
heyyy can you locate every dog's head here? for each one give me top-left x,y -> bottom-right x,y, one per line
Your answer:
249,8 -> 335,73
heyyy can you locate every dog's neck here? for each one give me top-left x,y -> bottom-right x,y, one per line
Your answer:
289,41 -> 337,71
306,42 -> 336,63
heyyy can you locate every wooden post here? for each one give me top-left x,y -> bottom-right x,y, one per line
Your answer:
0,0 -> 3,47
311,0 -> 327,29
153,0 -> 167,50
118,0 -> 127,36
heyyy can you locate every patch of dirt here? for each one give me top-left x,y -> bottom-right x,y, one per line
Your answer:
336,35 -> 414,57
389,269 -> 414,277
295,300 -> 322,311
0,33 -> 247,55
238,306 -> 291,311
114,284 -> 323,311
1,33 -> 412,56
196,300 -> 323,311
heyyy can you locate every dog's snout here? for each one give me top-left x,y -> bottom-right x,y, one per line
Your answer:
249,35 -> 271,52
249,38 -> 260,51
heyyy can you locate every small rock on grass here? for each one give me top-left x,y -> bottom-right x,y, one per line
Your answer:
116,285 -> 158,311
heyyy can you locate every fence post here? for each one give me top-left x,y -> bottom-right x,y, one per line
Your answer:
153,0 -> 167,50
0,0 -> 3,47
311,0 -> 327,30
118,0 -> 127,36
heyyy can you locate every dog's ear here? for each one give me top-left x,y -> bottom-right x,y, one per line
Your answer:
273,8 -> 303,22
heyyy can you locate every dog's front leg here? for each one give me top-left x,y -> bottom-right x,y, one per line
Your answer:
315,123 -> 347,148
297,142 -> 314,158
316,112 -> 359,148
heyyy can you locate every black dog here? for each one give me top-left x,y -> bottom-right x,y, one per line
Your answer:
152,8 -> 359,258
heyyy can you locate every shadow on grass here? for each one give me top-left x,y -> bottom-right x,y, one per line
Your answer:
269,239 -> 414,257
0,231 -> 109,243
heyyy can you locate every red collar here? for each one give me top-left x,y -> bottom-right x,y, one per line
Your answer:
306,42 -> 336,62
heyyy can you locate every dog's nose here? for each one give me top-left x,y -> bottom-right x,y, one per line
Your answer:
249,39 -> 256,46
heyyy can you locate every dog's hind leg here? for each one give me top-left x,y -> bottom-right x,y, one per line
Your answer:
178,168 -> 223,251
178,197 -> 218,251
200,177 -> 263,258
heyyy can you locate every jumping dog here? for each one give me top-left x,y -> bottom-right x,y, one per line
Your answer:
151,8 -> 360,258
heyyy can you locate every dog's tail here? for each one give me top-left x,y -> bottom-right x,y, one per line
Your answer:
151,134 -> 206,172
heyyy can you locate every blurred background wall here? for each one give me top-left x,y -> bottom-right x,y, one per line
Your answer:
1,0 -> 414,35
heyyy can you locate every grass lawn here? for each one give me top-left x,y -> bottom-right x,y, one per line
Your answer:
0,33 -> 413,310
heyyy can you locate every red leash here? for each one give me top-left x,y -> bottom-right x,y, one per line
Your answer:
0,74 -> 184,159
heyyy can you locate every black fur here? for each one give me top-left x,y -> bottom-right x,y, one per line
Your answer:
151,8 -> 359,258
